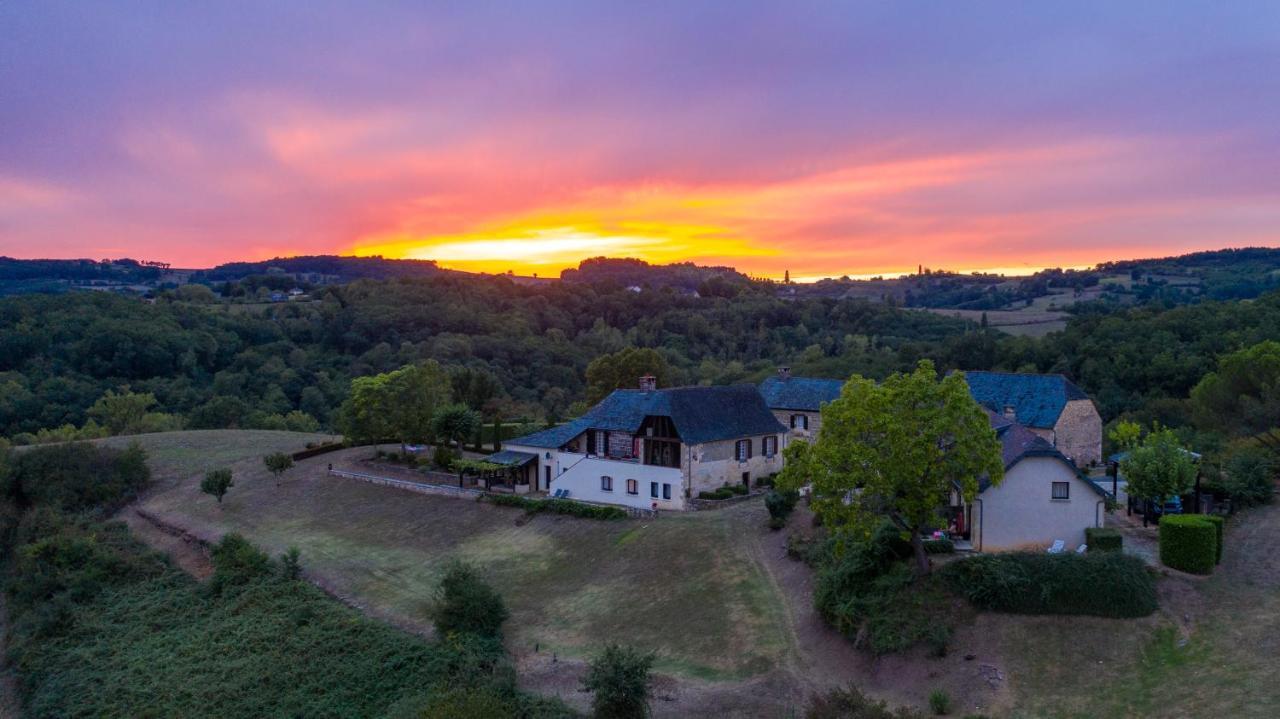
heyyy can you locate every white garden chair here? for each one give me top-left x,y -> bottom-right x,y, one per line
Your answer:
1047,539 -> 1065,554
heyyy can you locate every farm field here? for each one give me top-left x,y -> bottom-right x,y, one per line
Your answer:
921,307 -> 1070,337
119,431 -> 1280,717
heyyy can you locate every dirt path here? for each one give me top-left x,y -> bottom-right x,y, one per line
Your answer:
741,505 -> 1013,717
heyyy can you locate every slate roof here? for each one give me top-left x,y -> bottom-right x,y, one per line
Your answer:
962,370 -> 1090,429
758,376 -> 845,411
507,385 -> 786,448
481,450 -> 538,466
982,409 -> 1106,496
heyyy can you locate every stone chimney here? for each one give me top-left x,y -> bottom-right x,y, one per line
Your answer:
778,366 -> 791,380
639,374 -> 657,392
1003,404 -> 1017,421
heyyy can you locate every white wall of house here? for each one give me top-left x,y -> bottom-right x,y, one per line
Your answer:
976,456 -> 1102,551
549,456 -> 685,510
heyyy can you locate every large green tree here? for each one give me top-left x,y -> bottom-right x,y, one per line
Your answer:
1192,340 -> 1280,455
779,360 -> 1003,575
584,347 -> 672,404
338,361 -> 452,450
87,388 -> 157,435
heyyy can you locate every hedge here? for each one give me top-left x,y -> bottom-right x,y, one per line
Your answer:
940,551 -> 1157,618
1201,515 -> 1225,564
1158,515 -> 1217,574
482,493 -> 628,520
1085,527 -> 1123,553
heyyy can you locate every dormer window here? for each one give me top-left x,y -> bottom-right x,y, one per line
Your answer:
790,414 -> 808,430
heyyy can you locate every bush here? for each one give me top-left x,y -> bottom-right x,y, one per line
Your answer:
805,685 -> 926,719
3,442 -> 150,513
433,444 -> 458,471
928,689 -> 951,715
765,489 -> 800,523
1220,445 -> 1275,506
1159,515 -> 1217,574
697,486 -> 736,500
1201,514 -> 1224,564
1085,527 -> 1123,553
581,644 -> 655,719
433,562 -> 509,640
940,551 -> 1157,617
483,493 -> 627,520
210,533 -> 273,593
815,548 -> 958,655
923,538 -> 954,554
768,516 -> 788,531
729,483 -> 749,496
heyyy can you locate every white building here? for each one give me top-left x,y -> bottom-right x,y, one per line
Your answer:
950,411 -> 1110,551
498,376 -> 786,511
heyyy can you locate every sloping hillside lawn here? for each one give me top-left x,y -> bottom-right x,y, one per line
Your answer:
129,432 -> 788,681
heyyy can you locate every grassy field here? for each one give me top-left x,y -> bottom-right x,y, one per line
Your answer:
119,431 -> 1280,716
921,308 -> 1069,337
126,431 -> 788,681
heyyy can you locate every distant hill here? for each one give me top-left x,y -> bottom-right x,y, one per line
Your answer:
560,257 -> 756,295
0,257 -> 166,296
193,255 -> 448,283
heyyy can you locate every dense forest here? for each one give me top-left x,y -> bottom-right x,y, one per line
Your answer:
2,258 -> 1280,476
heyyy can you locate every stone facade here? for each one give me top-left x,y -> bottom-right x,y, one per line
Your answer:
1051,399 -> 1103,467
771,409 -> 822,442
687,435 -> 784,495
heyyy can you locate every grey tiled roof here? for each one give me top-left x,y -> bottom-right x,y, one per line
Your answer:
981,409 -> 1106,497
507,384 -> 785,448
758,376 -> 845,411
962,370 -> 1090,429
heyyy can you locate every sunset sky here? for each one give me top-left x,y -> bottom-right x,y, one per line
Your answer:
2,2 -> 1279,279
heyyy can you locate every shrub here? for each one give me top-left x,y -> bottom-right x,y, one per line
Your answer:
483,494 -> 627,520
1201,514 -> 1224,564
280,547 -> 302,580
210,533 -> 273,593
805,685 -> 926,719
1159,515 -> 1217,574
816,555 -> 956,655
697,487 -> 736,500
1220,444 -> 1275,506
768,516 -> 788,531
581,644 -> 654,719
940,551 -> 1157,617
3,442 -> 150,513
433,561 -> 509,639
1085,527 -> 1123,553
433,445 -> 457,471
765,489 -> 800,522
928,689 -> 951,715
923,538 -> 954,554
729,483 -> 749,496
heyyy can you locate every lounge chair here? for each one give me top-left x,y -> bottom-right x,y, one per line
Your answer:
560,489 -> 570,498
552,489 -> 564,498
1076,543 -> 1087,554
1047,539 -> 1065,554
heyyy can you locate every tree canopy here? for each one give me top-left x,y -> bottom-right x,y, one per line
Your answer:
779,360 -> 1003,575
1121,427 -> 1199,505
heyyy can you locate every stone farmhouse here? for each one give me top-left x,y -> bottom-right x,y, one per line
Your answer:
757,367 -> 843,442
500,376 -> 786,511
493,370 -> 1109,549
962,370 -> 1103,467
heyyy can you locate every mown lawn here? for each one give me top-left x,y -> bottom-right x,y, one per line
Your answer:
129,432 -> 788,680
994,503 -> 1280,718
